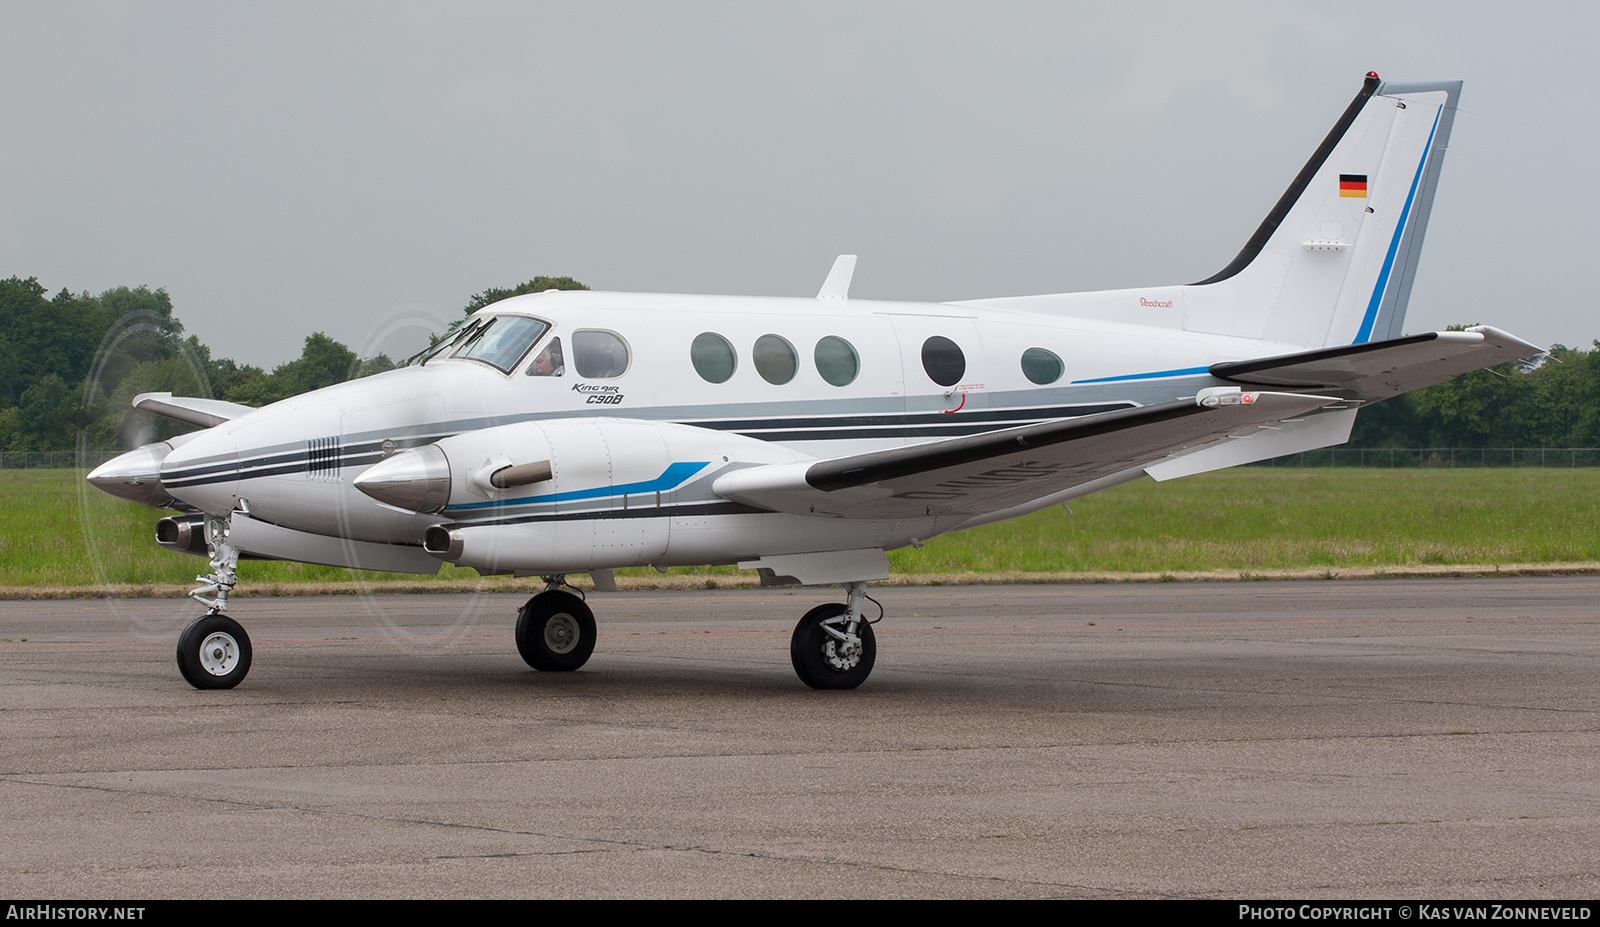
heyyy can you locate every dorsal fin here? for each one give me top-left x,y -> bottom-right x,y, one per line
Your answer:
816,254 -> 857,299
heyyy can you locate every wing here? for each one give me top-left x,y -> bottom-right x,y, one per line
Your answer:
1211,325 -> 1542,400
713,388 -> 1343,520
132,392 -> 256,428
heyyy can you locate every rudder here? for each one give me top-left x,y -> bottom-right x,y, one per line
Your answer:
1182,74 -> 1462,348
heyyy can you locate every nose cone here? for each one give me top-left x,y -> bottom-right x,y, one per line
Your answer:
352,444 -> 452,513
87,442 -> 176,507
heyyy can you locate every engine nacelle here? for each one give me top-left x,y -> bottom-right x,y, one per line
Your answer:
356,417 -> 810,574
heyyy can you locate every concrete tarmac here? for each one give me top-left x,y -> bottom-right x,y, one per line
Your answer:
2,577 -> 1597,899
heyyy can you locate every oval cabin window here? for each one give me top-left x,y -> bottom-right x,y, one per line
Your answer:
920,336 -> 966,387
1020,347 -> 1064,385
753,334 -> 798,385
814,336 -> 860,387
691,332 -> 737,383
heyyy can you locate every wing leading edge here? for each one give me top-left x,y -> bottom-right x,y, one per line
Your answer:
713,389 -> 1344,520
132,392 -> 256,428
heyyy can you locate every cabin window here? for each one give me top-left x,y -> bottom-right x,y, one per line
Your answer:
753,334 -> 798,385
691,332 -> 737,383
572,330 -> 631,378
452,316 -> 551,373
1020,347 -> 1064,385
814,336 -> 859,387
920,336 -> 965,387
525,337 -> 564,377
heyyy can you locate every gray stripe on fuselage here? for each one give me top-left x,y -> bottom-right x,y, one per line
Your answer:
160,377 -> 1224,485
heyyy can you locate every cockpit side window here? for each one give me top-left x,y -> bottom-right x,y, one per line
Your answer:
451,316 -> 551,374
572,330 -> 630,378
525,337 -> 564,377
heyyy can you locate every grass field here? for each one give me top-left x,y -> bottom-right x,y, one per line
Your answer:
5,467 -> 1597,593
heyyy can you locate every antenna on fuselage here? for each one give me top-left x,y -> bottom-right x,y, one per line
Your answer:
817,254 -> 857,300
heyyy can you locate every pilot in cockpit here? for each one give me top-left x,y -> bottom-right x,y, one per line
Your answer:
527,337 -> 564,377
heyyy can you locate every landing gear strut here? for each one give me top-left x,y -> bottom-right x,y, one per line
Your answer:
515,577 -> 597,672
176,515 -> 253,689
791,582 -> 877,690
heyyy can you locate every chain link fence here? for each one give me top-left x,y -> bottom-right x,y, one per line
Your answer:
1257,448 -> 1600,468
0,450 -> 124,470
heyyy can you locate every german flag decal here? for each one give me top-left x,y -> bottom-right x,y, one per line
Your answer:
1339,174 -> 1368,198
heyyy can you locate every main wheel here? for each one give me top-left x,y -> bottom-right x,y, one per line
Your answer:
516,591 -> 597,671
176,614 -> 252,690
790,603 -> 876,690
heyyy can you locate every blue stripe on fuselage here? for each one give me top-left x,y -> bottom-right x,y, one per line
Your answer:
1071,366 -> 1210,384
441,460 -> 710,513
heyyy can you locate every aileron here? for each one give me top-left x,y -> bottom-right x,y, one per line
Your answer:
1211,326 -> 1542,399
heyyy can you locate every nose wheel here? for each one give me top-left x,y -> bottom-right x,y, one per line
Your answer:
176,613 -> 253,689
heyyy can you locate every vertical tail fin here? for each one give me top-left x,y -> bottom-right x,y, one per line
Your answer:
1183,74 -> 1462,347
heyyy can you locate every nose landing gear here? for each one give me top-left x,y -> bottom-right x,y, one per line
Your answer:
176,515 -> 252,690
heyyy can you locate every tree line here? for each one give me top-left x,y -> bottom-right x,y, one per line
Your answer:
0,275 -> 585,452
1,273 -> 1593,452
1347,337 -> 1600,448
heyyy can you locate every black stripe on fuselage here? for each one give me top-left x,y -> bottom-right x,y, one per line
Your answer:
161,447 -> 390,489
686,402 -> 1135,433
158,402 -> 1141,489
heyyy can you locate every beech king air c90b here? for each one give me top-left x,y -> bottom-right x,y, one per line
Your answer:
89,74 -> 1540,691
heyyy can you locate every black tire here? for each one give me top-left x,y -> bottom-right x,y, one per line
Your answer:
790,603 -> 876,690
176,614 -> 252,690
516,591 -> 597,671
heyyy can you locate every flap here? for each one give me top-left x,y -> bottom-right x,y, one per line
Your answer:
713,389 -> 1341,519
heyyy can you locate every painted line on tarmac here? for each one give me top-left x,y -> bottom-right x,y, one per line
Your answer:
4,612 -> 1595,648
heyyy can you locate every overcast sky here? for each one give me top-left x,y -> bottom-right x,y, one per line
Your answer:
4,1 -> 1595,368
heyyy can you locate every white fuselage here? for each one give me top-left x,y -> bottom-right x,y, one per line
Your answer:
154,289 -> 1304,573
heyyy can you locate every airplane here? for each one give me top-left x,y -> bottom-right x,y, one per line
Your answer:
88,73 -> 1540,692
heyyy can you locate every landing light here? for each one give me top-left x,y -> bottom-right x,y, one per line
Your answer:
1196,387 -> 1257,407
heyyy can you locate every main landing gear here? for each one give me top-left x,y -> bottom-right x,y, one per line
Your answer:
176,515 -> 253,689
790,582 -> 878,690
509,576 -> 881,689
515,577 -> 598,672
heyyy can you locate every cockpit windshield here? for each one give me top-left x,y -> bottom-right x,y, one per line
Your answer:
452,316 -> 551,373
407,317 -> 485,366
409,315 -> 552,373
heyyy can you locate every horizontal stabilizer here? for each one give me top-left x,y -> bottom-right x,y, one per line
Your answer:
714,389 -> 1342,519
1210,326 -> 1542,400
132,392 -> 256,428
